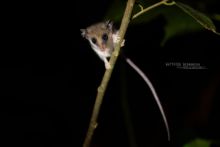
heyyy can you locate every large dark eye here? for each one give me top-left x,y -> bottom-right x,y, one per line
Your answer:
91,37 -> 97,44
102,33 -> 108,41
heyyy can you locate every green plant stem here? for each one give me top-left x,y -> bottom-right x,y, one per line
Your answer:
82,0 -> 136,147
132,0 -> 175,20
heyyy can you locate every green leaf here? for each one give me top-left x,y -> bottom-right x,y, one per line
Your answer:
183,138 -> 211,147
213,14 -> 220,21
162,6 -> 204,45
175,1 -> 219,35
104,0 -> 126,23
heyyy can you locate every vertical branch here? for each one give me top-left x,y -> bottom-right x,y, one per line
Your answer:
82,0 -> 136,147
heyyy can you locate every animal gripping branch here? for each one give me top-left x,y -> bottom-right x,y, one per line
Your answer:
82,0 -> 136,147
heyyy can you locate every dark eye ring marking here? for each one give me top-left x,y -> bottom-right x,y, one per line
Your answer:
102,33 -> 108,41
91,37 -> 97,44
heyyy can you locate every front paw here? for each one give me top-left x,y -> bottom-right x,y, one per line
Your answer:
116,36 -> 125,47
105,62 -> 111,69
121,39 -> 125,47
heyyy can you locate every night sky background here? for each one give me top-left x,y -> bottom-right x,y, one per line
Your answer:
1,0 -> 220,147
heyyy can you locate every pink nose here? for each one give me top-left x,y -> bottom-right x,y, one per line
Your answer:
100,44 -> 106,51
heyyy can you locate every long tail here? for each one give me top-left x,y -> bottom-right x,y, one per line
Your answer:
125,58 -> 170,141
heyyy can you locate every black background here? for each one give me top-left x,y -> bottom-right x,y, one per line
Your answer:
1,1 -> 220,147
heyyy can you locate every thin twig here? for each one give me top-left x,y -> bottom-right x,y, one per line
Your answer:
132,0 -> 174,20
82,0 -> 136,147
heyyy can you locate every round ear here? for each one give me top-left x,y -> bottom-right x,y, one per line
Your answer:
105,20 -> 113,31
80,29 -> 87,38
